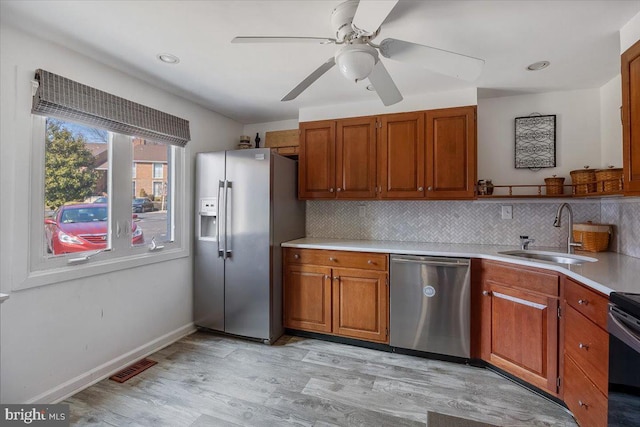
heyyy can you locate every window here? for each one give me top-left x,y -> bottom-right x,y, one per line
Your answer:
153,163 -> 163,179
26,69 -> 190,288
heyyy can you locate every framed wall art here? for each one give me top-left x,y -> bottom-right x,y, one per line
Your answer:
514,114 -> 556,169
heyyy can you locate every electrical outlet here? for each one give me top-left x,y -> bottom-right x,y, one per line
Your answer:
358,205 -> 366,218
501,205 -> 513,220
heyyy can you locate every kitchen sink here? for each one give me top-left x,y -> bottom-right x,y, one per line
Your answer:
498,250 -> 597,265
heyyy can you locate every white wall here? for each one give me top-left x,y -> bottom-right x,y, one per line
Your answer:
477,89 -> 602,192
600,75 -> 623,168
299,88 -> 477,122
0,24 -> 241,403
620,11 -> 640,53
242,119 -> 299,148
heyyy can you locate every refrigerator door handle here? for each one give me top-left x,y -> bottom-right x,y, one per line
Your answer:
217,180 -> 224,258
225,180 -> 233,258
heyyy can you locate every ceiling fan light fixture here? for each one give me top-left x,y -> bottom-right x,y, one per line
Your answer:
335,44 -> 377,82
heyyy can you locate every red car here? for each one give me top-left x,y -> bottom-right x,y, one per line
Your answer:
45,203 -> 143,254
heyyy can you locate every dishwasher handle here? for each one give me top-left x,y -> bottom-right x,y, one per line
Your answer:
391,255 -> 469,267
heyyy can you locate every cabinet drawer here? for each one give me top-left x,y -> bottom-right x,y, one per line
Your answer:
285,248 -> 388,271
481,260 -> 559,296
565,304 -> 609,395
565,277 -> 608,329
564,355 -> 608,427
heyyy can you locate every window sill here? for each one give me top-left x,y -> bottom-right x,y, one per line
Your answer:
14,246 -> 189,292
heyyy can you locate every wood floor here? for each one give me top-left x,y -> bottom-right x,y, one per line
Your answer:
64,331 -> 578,426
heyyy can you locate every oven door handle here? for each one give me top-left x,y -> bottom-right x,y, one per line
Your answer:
608,309 -> 640,354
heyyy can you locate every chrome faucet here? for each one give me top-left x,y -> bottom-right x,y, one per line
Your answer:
553,203 -> 582,254
519,235 -> 535,250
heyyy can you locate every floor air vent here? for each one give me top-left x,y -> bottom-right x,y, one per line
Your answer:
109,358 -> 157,383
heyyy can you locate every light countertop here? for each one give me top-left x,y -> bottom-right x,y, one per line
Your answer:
282,238 -> 640,295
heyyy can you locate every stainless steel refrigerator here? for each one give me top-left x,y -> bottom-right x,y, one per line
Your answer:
194,148 -> 305,343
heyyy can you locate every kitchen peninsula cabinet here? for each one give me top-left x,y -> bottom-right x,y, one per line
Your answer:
475,260 -> 560,396
561,277 -> 609,427
298,106 -> 476,200
283,248 -> 389,343
622,39 -> 640,195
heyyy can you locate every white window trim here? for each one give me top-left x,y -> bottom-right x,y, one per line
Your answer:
153,162 -> 163,179
17,115 -> 189,291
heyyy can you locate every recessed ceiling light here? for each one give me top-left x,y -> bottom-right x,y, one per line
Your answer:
366,85 -> 376,91
157,53 -> 180,64
527,61 -> 550,71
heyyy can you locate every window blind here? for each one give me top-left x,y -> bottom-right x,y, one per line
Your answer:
32,69 -> 190,147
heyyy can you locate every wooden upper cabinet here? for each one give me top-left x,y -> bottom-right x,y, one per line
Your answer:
378,112 -> 426,199
425,106 -> 477,199
622,39 -> 640,195
299,120 -> 336,199
336,117 -> 377,198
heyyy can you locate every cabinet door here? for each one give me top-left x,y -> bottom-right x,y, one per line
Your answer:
481,282 -> 559,394
283,264 -> 332,333
378,112 -> 426,199
336,117 -> 377,198
622,40 -> 640,195
299,120 -> 336,199
332,268 -> 389,343
425,106 -> 476,199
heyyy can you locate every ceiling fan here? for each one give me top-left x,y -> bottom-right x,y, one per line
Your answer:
232,0 -> 485,106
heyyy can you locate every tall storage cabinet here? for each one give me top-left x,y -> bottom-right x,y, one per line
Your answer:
622,39 -> 640,195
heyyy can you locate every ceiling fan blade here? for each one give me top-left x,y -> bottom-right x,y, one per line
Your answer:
352,0 -> 399,34
367,60 -> 403,106
232,36 -> 335,44
379,38 -> 485,82
282,57 -> 336,101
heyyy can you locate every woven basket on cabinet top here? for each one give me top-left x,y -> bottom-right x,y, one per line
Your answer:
594,168 -> 623,193
570,167 -> 597,195
572,222 -> 611,252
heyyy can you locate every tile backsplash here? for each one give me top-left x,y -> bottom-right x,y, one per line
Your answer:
306,198 -> 639,258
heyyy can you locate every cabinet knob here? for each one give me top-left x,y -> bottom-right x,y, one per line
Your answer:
367,260 -> 374,265
329,257 -> 336,262
337,188 -> 342,192
324,275 -> 330,279
427,186 -> 433,191
482,290 -> 491,296
293,254 -> 300,259
333,276 -> 339,280
579,343 -> 589,350
329,188 -> 334,193
578,400 -> 588,408
418,187 -> 424,191
578,299 -> 589,305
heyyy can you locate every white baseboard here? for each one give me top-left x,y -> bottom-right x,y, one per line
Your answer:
26,323 -> 196,404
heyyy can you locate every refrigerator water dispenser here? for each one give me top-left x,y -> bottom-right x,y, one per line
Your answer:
199,197 -> 217,240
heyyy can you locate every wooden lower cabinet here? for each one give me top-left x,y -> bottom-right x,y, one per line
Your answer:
283,264 -> 332,333
563,355 -> 608,427
283,248 -> 389,344
476,260 -> 560,395
332,268 -> 388,342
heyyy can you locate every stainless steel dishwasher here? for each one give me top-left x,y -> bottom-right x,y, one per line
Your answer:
390,255 -> 470,358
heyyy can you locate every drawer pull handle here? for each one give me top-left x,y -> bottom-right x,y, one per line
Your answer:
482,291 -> 491,296
329,257 -> 335,262
293,254 -> 300,259
368,260 -> 374,265
578,299 -> 589,305
578,400 -> 588,408
579,343 -> 589,350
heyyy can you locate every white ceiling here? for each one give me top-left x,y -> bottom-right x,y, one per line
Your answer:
1,1 -> 639,124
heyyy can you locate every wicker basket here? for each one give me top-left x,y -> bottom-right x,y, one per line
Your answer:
595,167 -> 623,193
572,222 -> 611,252
570,167 -> 597,195
544,176 -> 565,195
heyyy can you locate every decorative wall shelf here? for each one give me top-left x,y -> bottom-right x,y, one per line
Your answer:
476,179 -> 624,199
